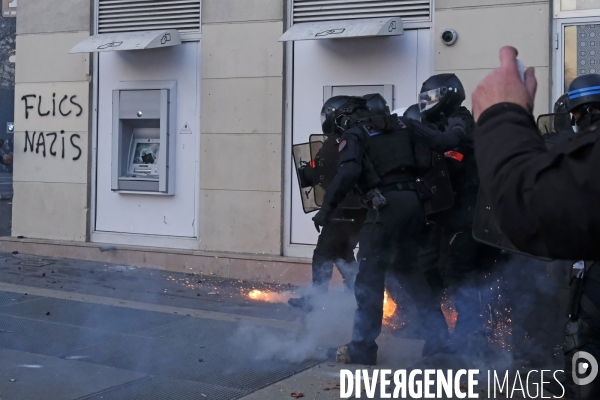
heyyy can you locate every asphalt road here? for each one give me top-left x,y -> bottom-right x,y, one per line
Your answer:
0,252 -> 325,399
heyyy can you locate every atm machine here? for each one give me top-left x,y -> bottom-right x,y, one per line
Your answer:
111,81 -> 176,195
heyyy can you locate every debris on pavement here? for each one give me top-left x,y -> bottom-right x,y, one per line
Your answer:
291,392 -> 304,398
9,379 -> 15,382
45,312 -> 50,316
64,356 -> 89,360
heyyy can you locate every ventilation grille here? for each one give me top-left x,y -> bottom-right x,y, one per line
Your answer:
98,0 -> 201,34
292,0 -> 431,24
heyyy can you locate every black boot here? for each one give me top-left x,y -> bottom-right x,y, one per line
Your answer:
326,342 -> 378,365
287,296 -> 313,312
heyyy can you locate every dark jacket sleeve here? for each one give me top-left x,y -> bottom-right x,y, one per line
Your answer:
474,103 -> 600,260
320,129 -> 364,211
406,118 -> 464,152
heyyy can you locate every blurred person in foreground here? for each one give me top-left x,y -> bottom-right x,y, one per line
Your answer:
472,45 -> 600,399
472,46 -> 600,260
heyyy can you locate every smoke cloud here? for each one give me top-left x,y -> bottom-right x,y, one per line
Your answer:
230,286 -> 356,363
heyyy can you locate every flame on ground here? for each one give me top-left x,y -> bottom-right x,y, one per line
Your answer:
247,289 -> 292,303
383,290 -> 399,328
441,295 -> 458,333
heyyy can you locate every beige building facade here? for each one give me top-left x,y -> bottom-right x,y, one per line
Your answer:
2,0 -> 591,283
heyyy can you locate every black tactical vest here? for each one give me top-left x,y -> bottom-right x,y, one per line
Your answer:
364,125 -> 416,183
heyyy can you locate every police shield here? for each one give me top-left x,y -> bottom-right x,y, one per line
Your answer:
537,112 -> 571,135
422,151 -> 454,215
472,188 -> 553,261
292,140 -> 321,213
309,134 -> 362,210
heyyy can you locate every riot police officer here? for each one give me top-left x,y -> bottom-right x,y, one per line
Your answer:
289,95 -> 395,312
288,96 -> 367,312
316,95 -> 469,364
557,75 -> 600,400
415,74 -> 490,354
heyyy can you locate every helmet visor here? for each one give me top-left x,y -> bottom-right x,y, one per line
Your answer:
418,88 -> 444,113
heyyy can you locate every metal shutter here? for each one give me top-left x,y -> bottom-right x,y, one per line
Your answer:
292,0 -> 431,24
98,0 -> 201,34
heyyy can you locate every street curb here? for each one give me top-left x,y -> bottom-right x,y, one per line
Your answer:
0,237 -> 333,286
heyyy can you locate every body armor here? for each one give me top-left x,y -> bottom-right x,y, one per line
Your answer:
365,124 -> 416,179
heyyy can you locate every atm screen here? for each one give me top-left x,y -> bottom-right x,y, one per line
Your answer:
133,142 -> 160,165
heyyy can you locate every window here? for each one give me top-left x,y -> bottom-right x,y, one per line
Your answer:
564,24 -> 600,91
97,0 -> 201,39
561,0 -> 600,12
291,0 -> 431,24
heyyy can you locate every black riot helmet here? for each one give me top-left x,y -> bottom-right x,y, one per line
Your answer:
566,74 -> 600,118
362,93 -> 390,114
554,93 -> 569,114
403,104 -> 421,121
419,73 -> 465,122
321,96 -> 369,134
321,96 -> 350,134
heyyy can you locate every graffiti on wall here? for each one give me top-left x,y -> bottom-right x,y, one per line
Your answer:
20,93 -> 83,161
20,93 -> 83,119
23,131 -> 81,160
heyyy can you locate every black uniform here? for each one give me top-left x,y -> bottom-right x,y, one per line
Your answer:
474,103 -> 600,260
303,135 -> 367,289
291,136 -> 367,310
310,208 -> 366,290
420,108 -> 489,344
321,113 -> 466,364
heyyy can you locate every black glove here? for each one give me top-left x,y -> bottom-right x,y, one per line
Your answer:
312,205 -> 331,233
298,165 -> 314,188
445,117 -> 467,141
447,108 -> 475,146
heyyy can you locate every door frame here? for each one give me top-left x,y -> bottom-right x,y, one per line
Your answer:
281,11 -> 434,258
89,0 -> 202,249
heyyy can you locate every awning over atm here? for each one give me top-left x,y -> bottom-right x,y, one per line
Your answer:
279,17 -> 403,42
69,29 -> 182,53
